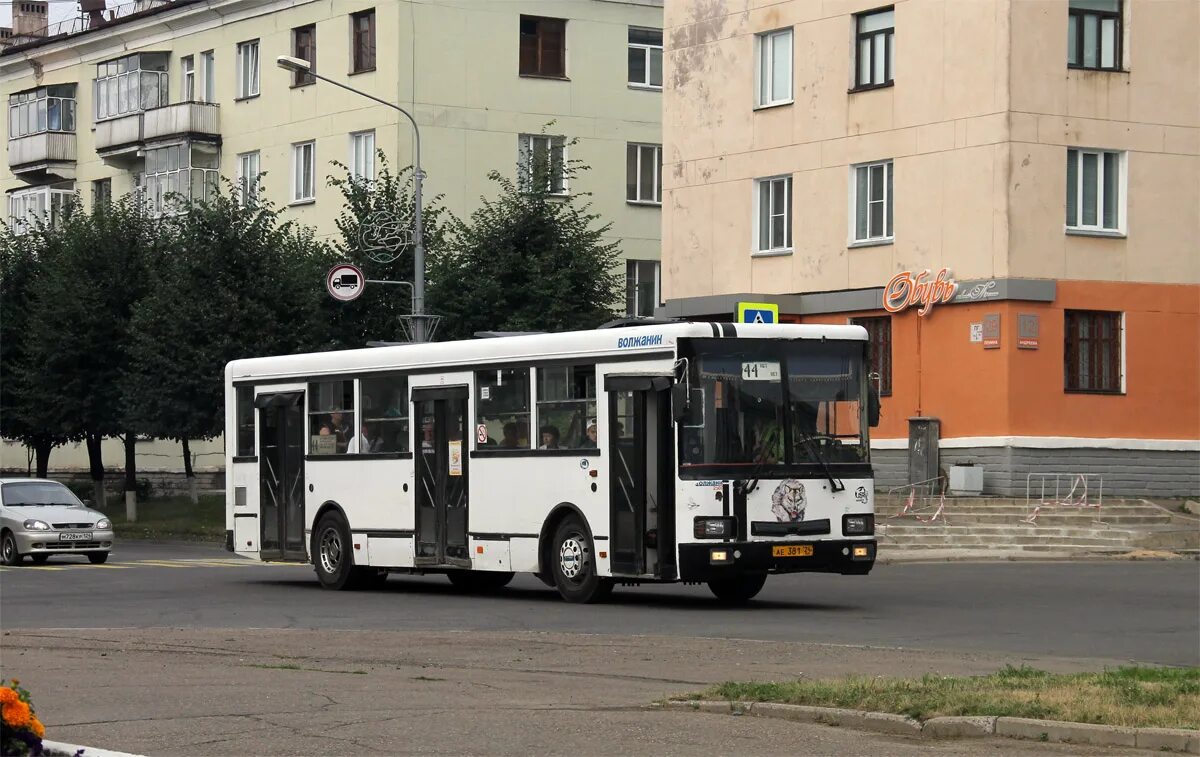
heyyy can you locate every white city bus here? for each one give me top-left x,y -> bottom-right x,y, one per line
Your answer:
223,322 -> 880,603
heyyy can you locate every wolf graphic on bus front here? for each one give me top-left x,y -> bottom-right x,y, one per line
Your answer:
224,322 -> 879,603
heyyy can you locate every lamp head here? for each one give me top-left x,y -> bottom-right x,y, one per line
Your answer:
276,55 -> 311,73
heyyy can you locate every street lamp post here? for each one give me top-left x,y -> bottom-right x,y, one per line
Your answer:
276,55 -> 427,342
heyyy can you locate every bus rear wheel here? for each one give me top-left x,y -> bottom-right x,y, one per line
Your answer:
707,574 -> 767,604
447,570 -> 514,593
550,516 -> 612,604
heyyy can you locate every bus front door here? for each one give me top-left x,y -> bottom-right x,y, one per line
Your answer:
413,387 -> 471,567
256,392 -> 307,562
607,377 -> 676,579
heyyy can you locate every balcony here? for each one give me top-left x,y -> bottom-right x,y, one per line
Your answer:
94,112 -> 143,158
95,102 -> 220,160
7,132 -> 77,179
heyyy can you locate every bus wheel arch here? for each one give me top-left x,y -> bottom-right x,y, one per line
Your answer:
539,504 -> 612,603
537,503 -> 589,582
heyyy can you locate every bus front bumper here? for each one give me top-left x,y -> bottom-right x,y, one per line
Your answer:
678,539 -> 876,581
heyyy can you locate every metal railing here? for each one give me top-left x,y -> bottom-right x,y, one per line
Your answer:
3,1 -> 184,49
1024,472 -> 1104,524
883,475 -> 949,525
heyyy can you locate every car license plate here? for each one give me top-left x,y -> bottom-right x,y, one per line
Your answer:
59,532 -> 92,542
772,545 -> 813,558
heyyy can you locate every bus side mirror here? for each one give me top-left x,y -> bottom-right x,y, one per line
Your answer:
671,384 -> 689,422
868,387 -> 881,428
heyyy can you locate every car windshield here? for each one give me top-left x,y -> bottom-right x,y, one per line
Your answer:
679,338 -> 869,472
1,482 -> 84,507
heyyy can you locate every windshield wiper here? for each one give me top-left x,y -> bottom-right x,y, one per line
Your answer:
795,430 -> 845,493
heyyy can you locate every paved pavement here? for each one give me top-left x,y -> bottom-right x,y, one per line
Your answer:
3,541 -> 1197,666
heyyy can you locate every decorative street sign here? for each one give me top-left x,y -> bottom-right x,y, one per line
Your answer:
326,264 -> 365,302
736,301 -> 779,324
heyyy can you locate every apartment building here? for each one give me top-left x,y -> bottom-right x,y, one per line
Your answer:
1,0 -> 665,477
662,0 -> 1199,496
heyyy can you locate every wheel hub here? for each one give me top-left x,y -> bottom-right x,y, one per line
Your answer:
319,528 -> 342,574
558,536 -> 586,580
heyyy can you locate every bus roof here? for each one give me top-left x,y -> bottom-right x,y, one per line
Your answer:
225,321 -> 868,383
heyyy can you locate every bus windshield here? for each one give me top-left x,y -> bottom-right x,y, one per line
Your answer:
678,338 -> 869,474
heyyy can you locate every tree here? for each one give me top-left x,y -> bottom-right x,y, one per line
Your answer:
0,219 -> 72,476
428,136 -> 622,341
326,153 -> 454,346
15,195 -> 164,509
123,183 -> 333,500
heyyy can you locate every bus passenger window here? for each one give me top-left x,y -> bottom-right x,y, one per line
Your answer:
361,375 -> 409,453
308,380 -> 355,455
235,386 -> 255,456
475,368 -> 531,449
536,365 -> 597,450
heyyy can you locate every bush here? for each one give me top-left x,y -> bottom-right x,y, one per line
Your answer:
124,477 -> 152,500
0,679 -> 46,756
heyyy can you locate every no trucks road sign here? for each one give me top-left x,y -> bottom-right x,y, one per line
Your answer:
327,264 -> 365,302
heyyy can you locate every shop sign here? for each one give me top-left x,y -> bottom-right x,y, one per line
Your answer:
982,313 -> 1001,349
1018,313 -> 1040,349
882,268 -> 958,316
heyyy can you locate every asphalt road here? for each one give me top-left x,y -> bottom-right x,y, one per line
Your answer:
3,541 -> 1197,666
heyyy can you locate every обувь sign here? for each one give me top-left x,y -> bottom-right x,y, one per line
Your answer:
882,268 -> 958,316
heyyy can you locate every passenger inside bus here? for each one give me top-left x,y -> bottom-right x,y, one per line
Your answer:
499,422 -> 522,448
538,425 -> 561,450
319,411 -> 353,454
581,419 -> 598,448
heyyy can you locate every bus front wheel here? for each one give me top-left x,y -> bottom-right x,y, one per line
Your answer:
707,574 -> 767,604
550,516 -> 612,604
313,511 -> 358,591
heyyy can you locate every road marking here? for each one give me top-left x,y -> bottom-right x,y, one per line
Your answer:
1,558 -> 307,571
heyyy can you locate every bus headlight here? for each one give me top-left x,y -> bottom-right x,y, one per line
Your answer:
842,514 -> 875,535
694,517 -> 735,539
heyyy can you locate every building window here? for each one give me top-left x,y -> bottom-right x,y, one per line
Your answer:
851,316 -> 892,396
519,134 -> 567,195
308,380 -> 355,454
8,185 -> 73,234
139,142 -> 220,217
236,40 -> 260,99
237,151 -> 261,204
8,84 -> 76,139
1066,148 -> 1123,233
628,27 -> 663,88
201,50 -> 215,102
519,16 -> 566,78
361,375 -> 409,453
475,368 -> 531,450
351,9 -> 376,73
852,160 -> 893,243
1065,310 -> 1122,393
350,130 -> 375,182
292,141 -> 316,202
92,178 -> 112,209
95,53 -> 169,119
855,7 -> 895,89
536,365 -> 596,450
292,24 -> 316,86
755,28 -> 793,107
626,260 -> 660,317
626,143 -> 662,204
180,56 -> 195,101
755,175 -> 793,253
1068,0 -> 1121,70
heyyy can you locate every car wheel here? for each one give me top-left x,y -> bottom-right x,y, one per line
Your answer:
312,511 -> 357,591
550,516 -> 612,604
707,574 -> 767,604
1,531 -> 20,566
87,552 -> 109,565
447,570 -> 515,593
31,554 -> 49,565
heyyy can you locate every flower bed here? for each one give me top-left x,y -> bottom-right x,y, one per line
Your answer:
1,679 -> 47,756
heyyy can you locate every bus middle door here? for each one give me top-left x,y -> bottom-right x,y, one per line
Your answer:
412,386 -> 471,567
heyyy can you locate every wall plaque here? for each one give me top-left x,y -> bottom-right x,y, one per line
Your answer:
982,313 -> 1001,349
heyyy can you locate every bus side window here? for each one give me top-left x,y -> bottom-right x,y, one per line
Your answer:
361,375 -> 409,453
476,368 -> 532,450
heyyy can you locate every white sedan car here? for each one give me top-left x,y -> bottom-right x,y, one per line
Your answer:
0,478 -> 114,566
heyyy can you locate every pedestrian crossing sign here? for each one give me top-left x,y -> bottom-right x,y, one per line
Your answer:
736,302 -> 780,324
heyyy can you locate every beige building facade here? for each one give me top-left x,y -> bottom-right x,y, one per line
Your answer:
663,0 -> 1199,495
1,0 -> 665,477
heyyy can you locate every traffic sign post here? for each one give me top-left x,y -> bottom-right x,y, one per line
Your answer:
326,264 -> 365,302
736,301 -> 779,324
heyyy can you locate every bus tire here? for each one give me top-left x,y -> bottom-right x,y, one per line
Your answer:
447,570 -> 514,593
313,510 -> 357,591
550,516 -> 613,604
707,574 -> 767,604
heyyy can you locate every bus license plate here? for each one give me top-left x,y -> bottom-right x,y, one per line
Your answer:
59,532 -> 92,542
773,545 -> 813,558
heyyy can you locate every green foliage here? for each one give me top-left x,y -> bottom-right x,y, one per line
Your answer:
327,152 -> 454,346
428,130 -> 622,341
123,182 -> 334,444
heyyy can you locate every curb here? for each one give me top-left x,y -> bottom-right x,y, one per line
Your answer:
42,739 -> 147,757
660,701 -> 1200,753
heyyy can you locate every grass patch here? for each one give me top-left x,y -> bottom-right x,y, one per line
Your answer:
106,494 -> 225,542
690,665 -> 1200,729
